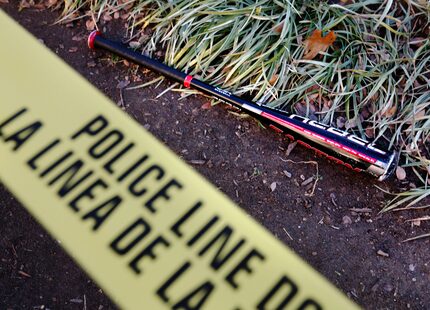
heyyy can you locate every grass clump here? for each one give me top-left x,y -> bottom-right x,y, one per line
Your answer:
59,0 -> 430,213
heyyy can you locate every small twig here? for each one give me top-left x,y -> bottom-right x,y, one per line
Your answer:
18,270 -> 31,278
393,205 -> 430,212
349,207 -> 372,213
283,227 -> 294,240
402,233 -> 430,242
118,88 -> 126,108
405,215 -> 430,223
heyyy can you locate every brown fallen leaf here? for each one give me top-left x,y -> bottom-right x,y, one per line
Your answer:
201,102 -> 212,110
273,21 -> 284,34
406,108 -> 426,124
86,19 -> 95,31
269,74 -> 278,85
381,102 -> 397,118
303,30 -> 336,60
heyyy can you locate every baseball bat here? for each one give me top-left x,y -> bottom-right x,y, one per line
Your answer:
88,31 -> 399,180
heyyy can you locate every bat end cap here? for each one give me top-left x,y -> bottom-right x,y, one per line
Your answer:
378,150 -> 400,181
88,30 -> 101,49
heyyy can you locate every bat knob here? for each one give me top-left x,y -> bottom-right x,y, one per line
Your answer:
88,30 -> 101,49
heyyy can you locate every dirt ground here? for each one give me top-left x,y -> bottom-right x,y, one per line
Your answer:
1,3 -> 429,309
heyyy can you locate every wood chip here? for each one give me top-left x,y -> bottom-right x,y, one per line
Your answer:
270,182 -> 277,192
283,170 -> 292,178
349,207 -> 372,213
377,249 -> 389,257
18,270 -> 31,278
301,176 -> 314,187
342,215 -> 352,225
87,61 -> 97,68
188,159 -> 206,165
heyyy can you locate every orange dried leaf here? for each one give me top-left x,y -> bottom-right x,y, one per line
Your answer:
269,74 -> 279,85
302,30 -> 336,60
384,106 -> 397,118
86,19 -> 95,31
201,102 -> 212,110
273,21 -> 284,34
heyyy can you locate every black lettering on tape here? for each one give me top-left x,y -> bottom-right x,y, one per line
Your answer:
172,280 -> 214,310
39,151 -> 74,177
225,249 -> 265,290
110,218 -> 151,255
81,194 -> 122,231
0,107 -> 27,136
128,164 -> 165,197
71,115 -> 108,140
187,216 -> 219,247
3,120 -> 43,151
89,129 -> 124,159
68,178 -> 108,212
48,159 -> 93,198
298,299 -> 323,310
171,201 -> 203,237
129,235 -> 170,274
27,138 -> 61,170
145,179 -> 183,213
198,226 -> 245,271
117,154 -> 149,182
103,142 -> 135,174
170,202 -> 222,247
157,261 -> 192,303
257,275 -> 298,309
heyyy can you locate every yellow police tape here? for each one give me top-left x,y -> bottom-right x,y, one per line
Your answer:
0,11 -> 358,309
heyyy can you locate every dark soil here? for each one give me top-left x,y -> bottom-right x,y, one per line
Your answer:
1,3 -> 429,309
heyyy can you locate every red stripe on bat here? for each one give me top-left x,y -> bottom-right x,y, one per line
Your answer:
261,112 -> 377,164
184,75 -> 193,88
